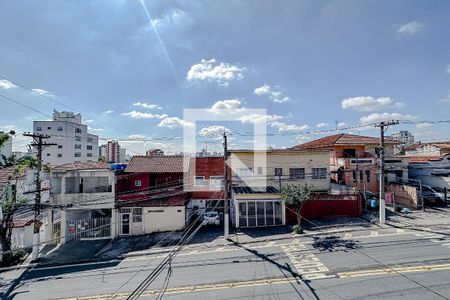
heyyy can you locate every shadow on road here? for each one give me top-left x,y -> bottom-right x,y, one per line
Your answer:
312,236 -> 361,252
231,240 -> 320,300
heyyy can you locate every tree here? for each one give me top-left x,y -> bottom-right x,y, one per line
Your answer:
98,155 -> 106,162
0,130 -> 15,149
281,183 -> 312,233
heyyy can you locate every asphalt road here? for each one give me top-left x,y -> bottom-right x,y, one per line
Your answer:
2,226 -> 450,300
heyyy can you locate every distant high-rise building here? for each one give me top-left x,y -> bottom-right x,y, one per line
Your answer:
119,148 -> 127,162
146,148 -> 164,156
390,131 -> 414,145
99,144 -> 107,158
106,140 -> 120,163
33,110 -> 99,164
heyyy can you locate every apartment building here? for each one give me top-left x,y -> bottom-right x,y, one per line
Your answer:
106,140 -> 120,163
33,110 -> 99,164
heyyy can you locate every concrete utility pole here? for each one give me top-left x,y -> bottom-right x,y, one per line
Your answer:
223,132 -> 229,239
23,132 -> 57,261
375,121 -> 398,224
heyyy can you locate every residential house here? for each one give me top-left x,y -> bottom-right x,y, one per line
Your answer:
0,166 -> 50,249
405,141 -> 450,157
406,154 -> 450,190
291,133 -> 407,193
46,162 -> 115,244
228,149 -> 331,228
185,157 -> 225,222
115,156 -> 189,235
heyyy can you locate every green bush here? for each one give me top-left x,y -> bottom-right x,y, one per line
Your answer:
292,225 -> 303,234
0,246 -> 28,267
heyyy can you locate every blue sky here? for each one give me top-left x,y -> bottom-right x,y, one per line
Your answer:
0,0 -> 449,154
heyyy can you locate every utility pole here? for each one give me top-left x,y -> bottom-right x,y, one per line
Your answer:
374,121 -> 398,224
23,132 -> 57,261
223,132 -> 229,239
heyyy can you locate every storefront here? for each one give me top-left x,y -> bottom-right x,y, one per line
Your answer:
232,186 -> 286,228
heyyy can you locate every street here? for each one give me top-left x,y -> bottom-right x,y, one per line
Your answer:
2,224 -> 450,300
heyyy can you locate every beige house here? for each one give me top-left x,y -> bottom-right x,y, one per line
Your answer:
228,149 -> 331,228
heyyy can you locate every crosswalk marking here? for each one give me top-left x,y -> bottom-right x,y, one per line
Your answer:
281,239 -> 334,280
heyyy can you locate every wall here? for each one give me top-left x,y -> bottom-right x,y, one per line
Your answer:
386,184 -> 418,209
285,194 -> 362,223
142,206 -> 185,233
229,150 -> 331,192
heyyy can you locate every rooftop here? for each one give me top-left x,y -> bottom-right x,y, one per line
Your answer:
291,133 -> 398,150
125,156 -> 188,173
0,166 -> 25,185
51,162 -> 109,172
232,186 -> 279,194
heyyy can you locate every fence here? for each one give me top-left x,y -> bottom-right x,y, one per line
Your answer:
66,218 -> 111,242
286,193 -> 362,224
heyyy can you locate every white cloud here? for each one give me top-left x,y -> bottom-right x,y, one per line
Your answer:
239,113 -> 283,124
151,8 -> 188,28
446,65 -> 450,74
360,112 -> 416,124
158,117 -> 194,129
316,123 -> 329,128
133,102 -> 162,110
199,125 -> 231,138
253,84 -> 290,103
0,79 -> 16,89
121,110 -> 168,119
87,126 -> 105,132
397,21 -> 423,35
31,88 -> 54,97
104,110 -> 114,114
270,121 -> 309,132
295,135 -> 311,143
337,122 -> 349,128
439,92 -> 450,103
85,119 -> 94,124
341,96 -> 404,112
209,99 -> 244,114
186,58 -> 245,86
128,134 -> 147,140
416,122 -> 432,129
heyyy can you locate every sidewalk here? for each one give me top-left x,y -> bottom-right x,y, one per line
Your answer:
363,206 -> 450,228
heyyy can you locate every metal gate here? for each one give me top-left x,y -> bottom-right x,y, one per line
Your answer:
66,218 -> 111,242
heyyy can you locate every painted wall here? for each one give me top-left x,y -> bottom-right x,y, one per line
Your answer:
142,206 -> 185,233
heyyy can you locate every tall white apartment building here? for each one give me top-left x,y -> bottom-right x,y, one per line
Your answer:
33,111 -> 99,164
390,131 -> 414,145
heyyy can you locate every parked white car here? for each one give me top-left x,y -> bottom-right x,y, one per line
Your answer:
203,211 -> 220,225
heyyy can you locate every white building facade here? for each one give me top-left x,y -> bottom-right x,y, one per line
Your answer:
33,111 -> 99,164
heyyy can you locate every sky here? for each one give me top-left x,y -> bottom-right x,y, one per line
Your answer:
0,0 -> 449,155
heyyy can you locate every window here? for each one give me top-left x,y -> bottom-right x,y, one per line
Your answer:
343,149 -> 356,158
133,208 -> 142,222
75,144 -> 82,149
352,170 -> 357,182
360,170 -> 364,181
210,176 -> 224,189
57,154 -> 62,158
87,137 -> 93,143
135,180 -> 142,187
195,176 -> 206,186
87,153 -> 92,157
236,168 -> 253,177
274,168 -> 283,176
36,126 -> 42,131
46,153 -> 50,156
87,145 -> 93,150
57,127 -> 63,131
366,170 -> 371,183
58,145 -> 63,149
74,152 -> 81,157
75,136 -> 81,142
312,168 -> 327,179
289,168 -> 305,179
75,128 -> 82,134
257,167 -> 263,175
47,127 -> 51,130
